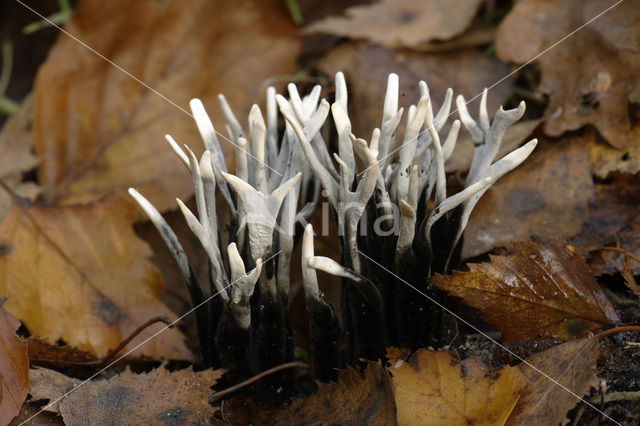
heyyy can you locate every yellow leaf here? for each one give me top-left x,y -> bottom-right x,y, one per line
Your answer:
0,194 -> 192,359
389,348 -> 526,426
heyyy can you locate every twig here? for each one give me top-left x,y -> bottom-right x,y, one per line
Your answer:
210,361 -> 309,402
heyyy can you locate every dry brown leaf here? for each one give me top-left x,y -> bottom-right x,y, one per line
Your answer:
0,193 -> 192,359
305,0 -> 482,48
0,95 -> 41,223
6,402 -> 62,426
446,119 -> 541,173
507,337 -> 599,425
587,1 -> 640,53
590,217 -> 640,276
388,348 -> 526,426
588,112 -> 640,178
275,360 -> 396,425
27,337 -> 97,369
28,367 -> 81,413
0,304 -> 29,426
571,173 -> 640,262
496,0 -> 640,148
316,42 -> 513,138
462,137 -> 595,259
433,241 -> 620,341
56,366 -> 222,424
33,0 -> 300,210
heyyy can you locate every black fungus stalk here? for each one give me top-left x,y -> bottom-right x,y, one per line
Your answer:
129,72 -> 538,404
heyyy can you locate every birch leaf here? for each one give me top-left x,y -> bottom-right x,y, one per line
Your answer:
433,241 -> 620,341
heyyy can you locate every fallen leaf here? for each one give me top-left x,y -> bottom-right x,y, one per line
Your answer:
27,337 -> 97,369
28,367 -> 81,413
33,0 -> 300,210
588,112 -> 640,178
57,366 -> 222,424
305,0 -> 483,48
0,303 -> 29,426
316,42 -> 513,138
462,137 -> 595,259
6,402 -> 62,425
0,193 -> 192,359
0,95 -> 41,222
507,337 -> 599,425
387,347 -> 526,426
590,217 -> 640,276
570,173 -> 640,260
446,119 -> 541,173
433,241 -> 620,341
585,0 -> 640,62
496,0 -> 640,149
274,360 -> 396,425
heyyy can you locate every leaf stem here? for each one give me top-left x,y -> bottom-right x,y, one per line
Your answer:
88,316 -> 172,366
597,325 -> 640,341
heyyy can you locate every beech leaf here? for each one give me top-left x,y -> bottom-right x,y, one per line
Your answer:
496,0 -> 640,148
0,194 -> 192,359
433,241 -> 620,341
305,0 -> 483,48
32,0 -> 300,210
388,347 -> 527,425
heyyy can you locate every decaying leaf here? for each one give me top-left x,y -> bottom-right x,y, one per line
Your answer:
588,112 -> 640,178
28,367 -> 81,413
571,173 -> 640,261
508,337 -> 599,425
0,304 -> 29,426
316,42 -> 512,138
55,366 -> 222,424
0,193 -> 192,359
305,0 -> 483,48
33,0 -> 300,210
388,348 -> 526,426
275,361 -> 396,425
433,241 -> 620,341
496,0 -> 640,148
463,137 -> 595,258
27,337 -> 97,369
590,217 -> 640,276
0,95 -> 41,222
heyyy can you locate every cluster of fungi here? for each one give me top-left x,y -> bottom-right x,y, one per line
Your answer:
129,72 -> 536,398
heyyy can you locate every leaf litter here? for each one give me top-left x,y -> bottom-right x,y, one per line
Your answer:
0,193 -> 192,359
1,0 -> 639,424
32,0 -> 300,210
496,0 -> 640,148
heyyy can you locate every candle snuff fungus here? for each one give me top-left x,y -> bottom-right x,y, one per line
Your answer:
128,72 -> 537,395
